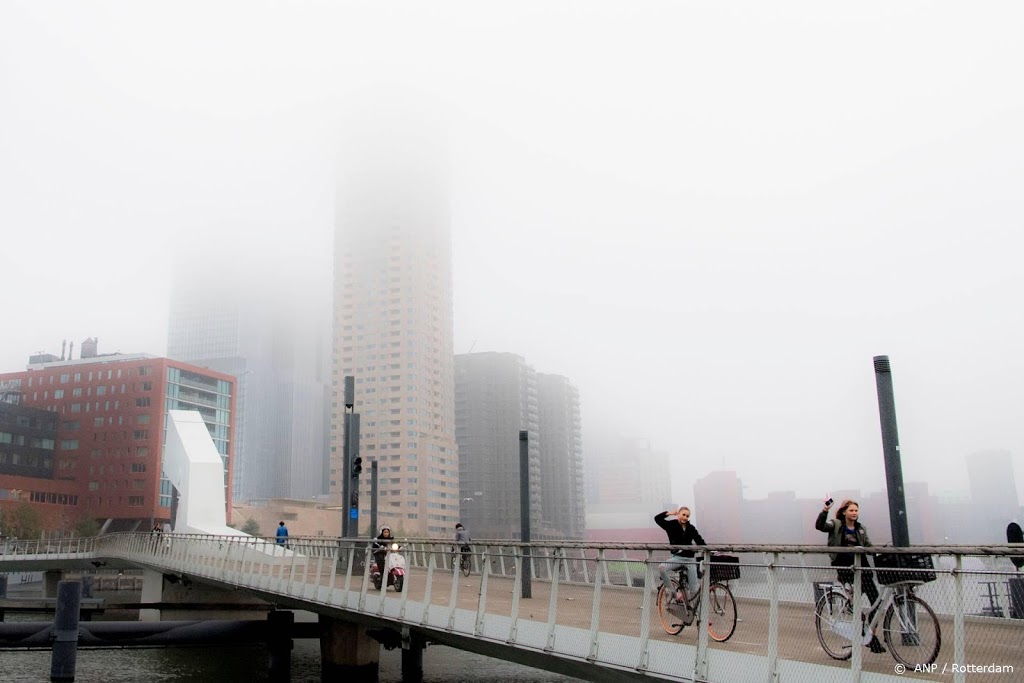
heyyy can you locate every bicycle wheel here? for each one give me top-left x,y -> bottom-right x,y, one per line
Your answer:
706,583 -> 737,642
815,590 -> 855,660
883,592 -> 941,668
657,579 -> 685,635
461,554 -> 472,576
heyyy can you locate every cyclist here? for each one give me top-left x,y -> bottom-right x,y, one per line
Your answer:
453,523 -> 472,568
655,507 -> 706,605
816,498 -> 885,654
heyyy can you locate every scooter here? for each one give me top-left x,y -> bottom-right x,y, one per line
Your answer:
370,542 -> 406,592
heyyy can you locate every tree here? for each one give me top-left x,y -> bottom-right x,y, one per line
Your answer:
10,502 -> 42,539
241,518 -> 261,536
74,518 -> 100,538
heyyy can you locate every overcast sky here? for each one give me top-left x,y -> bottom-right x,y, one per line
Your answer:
3,2 -> 1023,506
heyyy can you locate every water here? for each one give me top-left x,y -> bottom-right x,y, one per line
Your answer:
1,637 -> 584,682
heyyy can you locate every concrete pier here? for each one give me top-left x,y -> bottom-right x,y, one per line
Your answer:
319,615 -> 379,682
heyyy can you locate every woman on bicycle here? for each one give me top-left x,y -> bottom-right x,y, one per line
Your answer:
816,499 -> 886,654
655,507 -> 706,603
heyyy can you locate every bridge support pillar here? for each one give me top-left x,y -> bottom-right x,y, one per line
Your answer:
139,569 -> 163,622
50,579 -> 82,682
318,615 -> 379,682
400,630 -> 424,683
44,571 -> 62,598
268,610 -> 294,682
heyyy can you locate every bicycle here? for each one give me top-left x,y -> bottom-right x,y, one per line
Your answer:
815,573 -> 941,667
657,558 -> 737,642
451,545 -> 471,576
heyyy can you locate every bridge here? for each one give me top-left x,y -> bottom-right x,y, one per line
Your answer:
2,535 -> 1023,682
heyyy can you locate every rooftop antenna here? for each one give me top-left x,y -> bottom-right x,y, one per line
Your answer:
68,341 -> 74,360
60,340 -> 67,361
467,340 -> 477,354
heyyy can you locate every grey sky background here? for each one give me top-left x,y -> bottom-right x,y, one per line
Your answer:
3,2 -> 1022,506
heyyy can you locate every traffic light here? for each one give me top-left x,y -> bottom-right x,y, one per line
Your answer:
351,456 -> 362,477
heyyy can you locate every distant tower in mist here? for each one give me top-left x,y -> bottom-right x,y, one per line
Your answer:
537,373 -> 585,539
966,450 -> 1020,540
331,107 -> 459,536
167,267 -> 331,503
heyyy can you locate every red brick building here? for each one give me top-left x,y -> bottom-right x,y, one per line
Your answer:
0,353 -> 235,532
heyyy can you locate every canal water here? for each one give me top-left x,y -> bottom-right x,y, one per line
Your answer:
1,636 -> 584,682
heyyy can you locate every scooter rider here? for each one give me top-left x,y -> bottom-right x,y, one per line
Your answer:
373,526 -> 393,573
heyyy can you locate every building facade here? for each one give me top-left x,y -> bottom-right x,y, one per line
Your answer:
454,352 -> 542,540
168,274 -> 330,503
331,140 -> 459,537
537,373 -> 585,539
0,353 -> 234,531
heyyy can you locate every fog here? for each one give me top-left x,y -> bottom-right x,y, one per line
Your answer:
3,2 -> 1023,509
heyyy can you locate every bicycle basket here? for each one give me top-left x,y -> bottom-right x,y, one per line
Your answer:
710,554 -> 740,581
874,553 -> 936,585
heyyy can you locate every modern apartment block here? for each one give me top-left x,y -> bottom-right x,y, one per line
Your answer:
454,352 -> 542,540
537,373 -> 586,540
0,351 -> 234,531
331,142 -> 459,537
0,397 -> 81,533
168,274 -> 330,503
966,450 -> 1020,542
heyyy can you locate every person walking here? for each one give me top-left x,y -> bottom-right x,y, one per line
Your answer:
654,507 -> 706,604
276,521 -> 289,548
816,498 -> 886,653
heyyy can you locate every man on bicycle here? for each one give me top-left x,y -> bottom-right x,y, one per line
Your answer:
453,523 -> 471,567
655,507 -> 706,604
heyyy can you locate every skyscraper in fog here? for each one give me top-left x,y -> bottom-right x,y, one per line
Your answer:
168,270 -> 330,503
537,373 -> 585,539
454,352 -> 542,539
331,118 -> 459,536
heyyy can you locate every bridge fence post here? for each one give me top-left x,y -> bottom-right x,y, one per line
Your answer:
50,579 -> 82,683
420,543 -> 437,627
544,547 -> 562,651
507,544 -> 524,645
953,553 -> 966,683
634,549 -> 654,672
586,548 -> 605,662
766,551 -> 780,683
850,552 -> 863,682
694,549 -> 711,681
474,546 -> 491,636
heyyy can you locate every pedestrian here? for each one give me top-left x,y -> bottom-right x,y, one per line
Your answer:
815,498 -> 886,653
276,521 -> 289,548
151,523 -> 161,551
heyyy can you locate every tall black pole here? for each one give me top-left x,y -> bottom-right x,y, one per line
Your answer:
519,430 -> 532,599
341,376 -> 354,538
873,355 -> 910,547
341,412 -> 352,539
370,460 -> 378,538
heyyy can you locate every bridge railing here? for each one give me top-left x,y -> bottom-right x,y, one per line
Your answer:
86,535 -> 1024,683
0,535 -> 97,558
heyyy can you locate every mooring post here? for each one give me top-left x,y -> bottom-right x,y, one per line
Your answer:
0,574 -> 7,622
50,579 -> 82,682
267,610 -> 294,682
400,629 -> 424,683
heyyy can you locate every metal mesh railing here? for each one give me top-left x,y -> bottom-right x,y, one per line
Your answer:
11,535 -> 1021,683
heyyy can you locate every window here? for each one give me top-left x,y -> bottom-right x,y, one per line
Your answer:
53,389 -> 64,399
136,414 -> 150,425
130,463 -> 146,473
133,430 -> 148,440
136,447 -> 148,457
93,417 -> 104,427
127,496 -> 144,506
135,398 -> 150,408
60,439 -> 79,450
